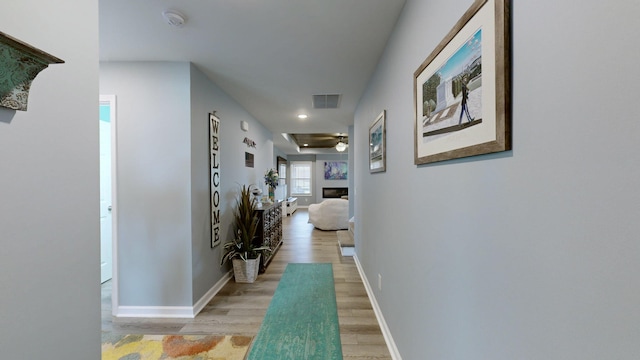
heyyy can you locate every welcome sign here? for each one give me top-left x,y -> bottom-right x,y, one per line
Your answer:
210,112 -> 221,247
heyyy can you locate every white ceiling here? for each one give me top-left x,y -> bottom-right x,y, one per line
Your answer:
99,0 -> 406,154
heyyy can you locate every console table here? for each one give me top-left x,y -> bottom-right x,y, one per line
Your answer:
254,201 -> 283,272
286,197 -> 298,215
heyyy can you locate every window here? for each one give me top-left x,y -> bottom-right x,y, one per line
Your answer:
290,161 -> 312,196
277,156 -> 287,188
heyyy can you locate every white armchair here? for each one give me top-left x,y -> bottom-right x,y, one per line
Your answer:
308,199 -> 349,230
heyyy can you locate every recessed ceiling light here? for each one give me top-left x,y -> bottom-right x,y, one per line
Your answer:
297,114 -> 308,119
303,144 -> 308,147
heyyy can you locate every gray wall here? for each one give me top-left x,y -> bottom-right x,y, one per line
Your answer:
315,154 -> 349,201
100,62 -> 275,307
101,62 -> 193,307
0,0 -> 100,358
354,0 -> 640,359
348,125 -> 355,218
189,63 -> 275,301
189,64 -> 221,303
287,154 -> 350,207
274,148 -> 288,201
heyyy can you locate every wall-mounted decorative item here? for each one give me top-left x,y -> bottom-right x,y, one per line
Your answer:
243,137 -> 256,148
324,161 -> 348,180
240,120 -> 249,132
369,110 -> 386,173
245,152 -> 254,168
414,0 -> 510,165
0,31 -> 65,111
209,112 -> 221,248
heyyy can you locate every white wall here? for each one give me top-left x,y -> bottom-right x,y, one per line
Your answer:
0,0 -> 100,358
355,0 -> 640,359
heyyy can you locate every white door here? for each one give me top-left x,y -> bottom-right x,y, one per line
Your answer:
99,98 -> 114,283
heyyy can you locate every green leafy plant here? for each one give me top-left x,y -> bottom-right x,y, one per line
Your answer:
221,185 -> 271,265
264,168 -> 279,189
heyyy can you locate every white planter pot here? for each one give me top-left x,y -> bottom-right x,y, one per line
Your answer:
232,255 -> 261,283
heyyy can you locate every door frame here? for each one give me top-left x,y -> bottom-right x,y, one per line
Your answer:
100,94 -> 119,315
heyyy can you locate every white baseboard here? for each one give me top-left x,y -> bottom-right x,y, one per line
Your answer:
354,254 -> 402,360
116,305 -> 196,318
114,270 -> 233,318
192,270 -> 233,316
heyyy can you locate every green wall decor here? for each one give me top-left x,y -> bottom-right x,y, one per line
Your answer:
0,31 -> 64,111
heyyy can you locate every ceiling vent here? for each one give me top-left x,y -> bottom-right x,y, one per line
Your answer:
312,94 -> 341,109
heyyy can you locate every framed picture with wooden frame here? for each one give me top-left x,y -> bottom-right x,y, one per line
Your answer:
414,0 -> 510,165
369,110 -> 386,173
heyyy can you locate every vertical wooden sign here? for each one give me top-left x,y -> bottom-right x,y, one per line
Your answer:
209,112 -> 221,247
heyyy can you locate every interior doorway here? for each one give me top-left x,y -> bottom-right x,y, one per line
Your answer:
99,95 -> 116,285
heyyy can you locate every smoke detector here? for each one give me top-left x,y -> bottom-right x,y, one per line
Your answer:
162,10 -> 186,28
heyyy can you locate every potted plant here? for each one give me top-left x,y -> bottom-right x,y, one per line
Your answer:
264,168 -> 279,201
221,184 -> 270,283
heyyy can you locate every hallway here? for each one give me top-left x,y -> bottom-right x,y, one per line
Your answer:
102,209 -> 391,359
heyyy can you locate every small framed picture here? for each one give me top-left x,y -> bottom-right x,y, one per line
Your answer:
245,152 -> 254,168
369,110 -> 386,173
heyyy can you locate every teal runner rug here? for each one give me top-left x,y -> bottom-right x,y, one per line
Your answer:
247,263 -> 343,360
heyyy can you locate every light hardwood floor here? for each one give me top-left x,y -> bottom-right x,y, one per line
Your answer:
102,209 -> 391,359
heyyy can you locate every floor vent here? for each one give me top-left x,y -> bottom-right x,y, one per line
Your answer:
312,94 -> 341,109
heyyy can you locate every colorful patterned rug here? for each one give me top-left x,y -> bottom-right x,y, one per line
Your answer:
101,333 -> 252,360
247,263 -> 342,359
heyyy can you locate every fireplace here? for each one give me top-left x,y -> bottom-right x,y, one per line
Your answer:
322,187 -> 348,199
